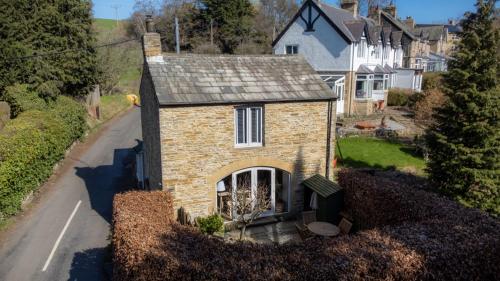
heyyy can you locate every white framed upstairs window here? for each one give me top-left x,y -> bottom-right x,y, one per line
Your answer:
357,38 -> 367,58
235,106 -> 263,147
285,45 -> 298,55
383,45 -> 390,59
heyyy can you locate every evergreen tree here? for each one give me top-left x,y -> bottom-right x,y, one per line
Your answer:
200,0 -> 255,53
0,0 -> 98,100
425,0 -> 499,215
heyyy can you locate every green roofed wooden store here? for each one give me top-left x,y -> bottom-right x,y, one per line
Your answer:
303,174 -> 344,224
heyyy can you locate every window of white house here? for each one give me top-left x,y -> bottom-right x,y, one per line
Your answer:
384,74 -> 390,90
285,45 -> 298,55
357,39 -> 367,58
355,75 -> 372,99
374,44 -> 381,59
235,106 -> 263,147
383,45 -> 390,59
374,75 -> 384,91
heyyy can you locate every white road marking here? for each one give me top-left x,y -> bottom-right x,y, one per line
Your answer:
42,200 -> 82,272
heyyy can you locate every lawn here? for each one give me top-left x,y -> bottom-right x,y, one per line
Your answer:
336,137 -> 426,174
87,94 -> 133,131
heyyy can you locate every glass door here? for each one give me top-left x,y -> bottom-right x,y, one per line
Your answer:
231,167 -> 276,219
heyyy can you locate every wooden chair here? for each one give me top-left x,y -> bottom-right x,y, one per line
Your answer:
301,210 -> 317,225
295,222 -> 314,241
338,218 -> 353,235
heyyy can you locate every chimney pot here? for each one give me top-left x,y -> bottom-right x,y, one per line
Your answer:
145,15 -> 155,33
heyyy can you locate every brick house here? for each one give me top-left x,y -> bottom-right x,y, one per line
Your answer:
139,21 -> 337,220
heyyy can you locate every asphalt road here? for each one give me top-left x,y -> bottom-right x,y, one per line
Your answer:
0,107 -> 141,281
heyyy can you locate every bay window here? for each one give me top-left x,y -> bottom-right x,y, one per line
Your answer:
384,74 -> 390,90
373,75 -> 384,91
235,106 -> 263,147
355,75 -> 372,99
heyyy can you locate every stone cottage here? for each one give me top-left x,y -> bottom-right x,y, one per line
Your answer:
139,20 -> 337,220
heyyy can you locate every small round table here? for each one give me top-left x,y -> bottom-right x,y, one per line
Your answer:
307,222 -> 340,237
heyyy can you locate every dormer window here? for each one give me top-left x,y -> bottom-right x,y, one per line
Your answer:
235,106 -> 263,147
285,45 -> 299,55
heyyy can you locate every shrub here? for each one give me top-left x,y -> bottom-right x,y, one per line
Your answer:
0,110 -> 71,216
422,72 -> 444,91
387,88 -> 414,106
0,96 -> 86,218
1,84 -> 46,118
49,95 -> 87,140
414,89 -> 447,126
197,214 -> 223,235
113,176 -> 500,281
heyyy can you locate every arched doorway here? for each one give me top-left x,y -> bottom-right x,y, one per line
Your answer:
216,167 -> 291,220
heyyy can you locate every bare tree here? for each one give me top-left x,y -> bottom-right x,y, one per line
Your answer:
230,175 -> 272,240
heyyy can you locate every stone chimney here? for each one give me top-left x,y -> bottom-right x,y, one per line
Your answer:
368,5 -> 381,23
340,0 -> 358,17
404,16 -> 415,29
142,15 -> 163,62
383,2 -> 397,18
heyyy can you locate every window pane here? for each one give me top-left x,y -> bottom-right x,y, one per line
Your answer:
356,80 -> 368,98
236,108 -> 247,144
251,108 -> 261,143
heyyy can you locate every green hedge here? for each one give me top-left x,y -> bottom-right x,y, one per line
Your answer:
0,96 -> 86,219
387,88 -> 411,106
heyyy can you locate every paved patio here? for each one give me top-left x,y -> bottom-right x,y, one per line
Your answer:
224,221 -> 301,244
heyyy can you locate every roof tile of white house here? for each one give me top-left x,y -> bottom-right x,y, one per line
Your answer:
147,54 -> 335,105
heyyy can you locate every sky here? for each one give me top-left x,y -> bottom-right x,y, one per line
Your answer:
92,0 -> 493,24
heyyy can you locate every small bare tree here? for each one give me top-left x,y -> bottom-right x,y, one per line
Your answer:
231,176 -> 272,240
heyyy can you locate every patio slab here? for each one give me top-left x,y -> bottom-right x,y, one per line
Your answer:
224,221 -> 301,244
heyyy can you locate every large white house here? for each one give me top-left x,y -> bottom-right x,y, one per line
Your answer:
273,0 -> 423,115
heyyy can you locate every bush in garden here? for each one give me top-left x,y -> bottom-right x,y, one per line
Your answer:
112,176 -> 500,281
49,95 -> 87,140
422,72 -> 444,91
387,88 -> 414,106
196,214 -> 224,235
414,89 -> 447,126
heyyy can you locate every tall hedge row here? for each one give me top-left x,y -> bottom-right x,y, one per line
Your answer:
0,97 -> 86,219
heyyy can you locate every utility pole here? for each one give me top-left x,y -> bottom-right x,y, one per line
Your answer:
210,19 -> 214,46
175,17 -> 180,54
111,4 -> 121,28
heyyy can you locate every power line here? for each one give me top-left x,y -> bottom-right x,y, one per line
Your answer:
5,38 -> 140,62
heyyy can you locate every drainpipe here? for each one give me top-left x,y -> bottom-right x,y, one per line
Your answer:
325,99 -> 334,180
349,43 -> 355,116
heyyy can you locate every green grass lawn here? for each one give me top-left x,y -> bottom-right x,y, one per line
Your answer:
336,137 -> 426,174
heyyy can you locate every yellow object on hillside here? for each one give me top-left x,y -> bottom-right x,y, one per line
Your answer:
127,94 -> 140,106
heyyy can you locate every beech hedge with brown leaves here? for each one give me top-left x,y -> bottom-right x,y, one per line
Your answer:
113,170 -> 500,281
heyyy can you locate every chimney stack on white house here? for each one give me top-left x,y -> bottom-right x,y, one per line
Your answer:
383,2 -> 397,18
340,0 -> 358,17
404,16 -> 415,29
142,15 -> 163,62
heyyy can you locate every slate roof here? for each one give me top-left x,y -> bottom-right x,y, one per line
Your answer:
413,25 -> 445,41
357,64 -> 374,74
302,174 -> 342,198
147,54 -> 335,106
380,11 -> 416,40
320,3 -> 360,42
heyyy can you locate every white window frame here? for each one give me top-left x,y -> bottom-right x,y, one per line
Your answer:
234,106 -> 263,148
357,38 -> 367,58
285,44 -> 298,55
355,74 -> 373,100
383,74 -> 390,90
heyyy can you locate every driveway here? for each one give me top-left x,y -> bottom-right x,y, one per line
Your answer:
0,107 -> 141,281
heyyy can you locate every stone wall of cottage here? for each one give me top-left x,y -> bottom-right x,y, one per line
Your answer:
159,101 -> 336,219
139,69 -> 163,190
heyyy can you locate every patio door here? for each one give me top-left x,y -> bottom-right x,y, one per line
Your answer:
321,75 -> 345,114
232,167 -> 275,218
